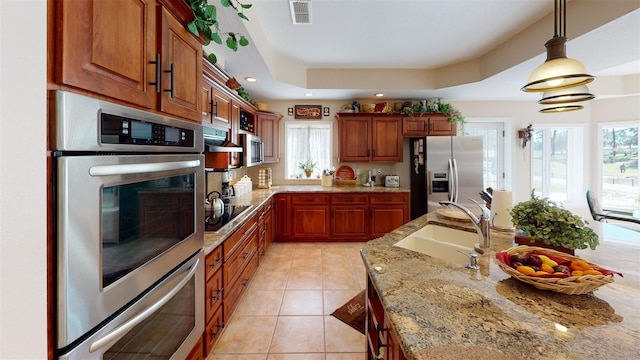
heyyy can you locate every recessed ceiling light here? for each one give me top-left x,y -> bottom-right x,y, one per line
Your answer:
305,92 -> 313,97
375,93 -> 384,97
245,77 -> 257,82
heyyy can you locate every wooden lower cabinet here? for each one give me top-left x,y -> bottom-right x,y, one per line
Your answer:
204,245 -> 223,355
366,275 -> 406,360
274,192 -> 409,241
186,336 -> 204,360
257,198 -> 274,260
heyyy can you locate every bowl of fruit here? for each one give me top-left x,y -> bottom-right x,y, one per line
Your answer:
495,246 -> 622,295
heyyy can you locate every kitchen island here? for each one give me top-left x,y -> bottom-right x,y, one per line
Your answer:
361,213 -> 640,359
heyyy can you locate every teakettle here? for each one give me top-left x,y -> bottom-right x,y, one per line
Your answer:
205,191 -> 225,219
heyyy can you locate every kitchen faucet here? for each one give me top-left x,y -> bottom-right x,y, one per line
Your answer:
439,199 -> 491,254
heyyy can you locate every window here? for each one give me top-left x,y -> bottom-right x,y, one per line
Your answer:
284,121 -> 333,179
598,122 -> 639,213
531,124 -> 585,204
463,122 -> 505,191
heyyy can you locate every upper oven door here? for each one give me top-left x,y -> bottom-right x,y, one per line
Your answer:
56,153 -> 204,349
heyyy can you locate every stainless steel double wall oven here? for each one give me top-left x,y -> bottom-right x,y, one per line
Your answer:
54,91 -> 204,359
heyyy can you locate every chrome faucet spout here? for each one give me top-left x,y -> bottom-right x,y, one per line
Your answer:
438,200 -> 491,253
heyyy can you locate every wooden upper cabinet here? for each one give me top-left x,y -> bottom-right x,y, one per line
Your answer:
200,77 -> 231,128
257,111 -> 282,163
57,0 -> 157,109
55,0 -> 201,122
402,114 -> 456,137
337,114 -> 402,162
158,6 -> 202,121
338,116 -> 371,162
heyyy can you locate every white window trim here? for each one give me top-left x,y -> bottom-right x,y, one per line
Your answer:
284,119 -> 333,180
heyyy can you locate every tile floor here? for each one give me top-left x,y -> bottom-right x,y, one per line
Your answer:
208,242 -> 368,360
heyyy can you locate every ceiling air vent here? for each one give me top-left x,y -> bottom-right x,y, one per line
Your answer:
289,1 -> 311,24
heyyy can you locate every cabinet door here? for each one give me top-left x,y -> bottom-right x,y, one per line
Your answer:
291,205 -> 331,240
257,111 -> 281,163
332,206 -> 369,240
159,6 -> 201,121
370,206 -> 406,238
211,85 -> 232,128
339,117 -> 371,162
274,195 -> 290,241
427,115 -> 456,136
57,0 -> 157,109
402,117 -> 429,137
371,117 -> 402,162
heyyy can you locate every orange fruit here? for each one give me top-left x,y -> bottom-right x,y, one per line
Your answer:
516,265 -> 536,275
533,271 -> 549,276
570,260 -> 591,271
583,269 -> 603,276
540,264 -> 554,273
571,270 -> 584,276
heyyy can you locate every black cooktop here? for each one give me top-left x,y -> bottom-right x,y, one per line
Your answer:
204,204 -> 252,232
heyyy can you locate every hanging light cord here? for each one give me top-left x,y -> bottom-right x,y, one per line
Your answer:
553,0 -> 566,39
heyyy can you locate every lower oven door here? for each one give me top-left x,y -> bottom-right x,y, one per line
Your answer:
58,251 -> 204,359
56,153 -> 204,348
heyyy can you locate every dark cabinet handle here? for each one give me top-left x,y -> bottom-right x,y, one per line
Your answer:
211,323 -> 223,338
242,278 -> 250,287
212,101 -> 218,117
164,63 -> 174,98
211,288 -> 223,301
149,53 -> 161,92
210,257 -> 222,270
242,252 -> 250,259
375,324 -> 388,347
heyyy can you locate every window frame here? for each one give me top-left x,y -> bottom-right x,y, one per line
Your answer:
283,119 -> 334,180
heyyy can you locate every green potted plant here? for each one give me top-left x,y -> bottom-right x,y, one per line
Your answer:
185,0 -> 252,64
298,159 -> 317,178
510,191 -> 599,254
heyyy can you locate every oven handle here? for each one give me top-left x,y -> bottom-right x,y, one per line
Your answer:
89,160 -> 201,176
88,257 -> 200,353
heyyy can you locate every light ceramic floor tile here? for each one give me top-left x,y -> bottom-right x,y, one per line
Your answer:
267,354 -> 326,360
322,256 -> 353,272
323,289 -> 363,316
322,271 -> 359,289
324,316 -> 366,353
259,257 -> 293,272
212,316 -> 277,354
208,354 -> 268,360
280,290 -> 324,315
286,271 -> 323,290
235,290 -> 284,316
269,316 -> 325,353
325,353 -> 366,360
291,255 -> 323,271
250,271 -> 290,291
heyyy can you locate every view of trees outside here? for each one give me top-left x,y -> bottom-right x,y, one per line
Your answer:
601,125 -> 639,215
532,128 -> 570,201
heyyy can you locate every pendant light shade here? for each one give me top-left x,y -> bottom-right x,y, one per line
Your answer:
522,0 -> 595,93
539,84 -> 595,105
539,104 -> 583,113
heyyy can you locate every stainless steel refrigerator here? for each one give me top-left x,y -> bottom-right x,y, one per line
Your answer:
409,136 -> 484,219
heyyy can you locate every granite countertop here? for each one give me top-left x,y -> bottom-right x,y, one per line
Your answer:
361,213 -> 640,360
203,185 -> 410,254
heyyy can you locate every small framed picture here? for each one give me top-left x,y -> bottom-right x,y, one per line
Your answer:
323,107 -> 330,116
287,107 -> 294,116
294,105 -> 322,119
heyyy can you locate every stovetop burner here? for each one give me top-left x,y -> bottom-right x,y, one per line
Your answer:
204,204 -> 252,232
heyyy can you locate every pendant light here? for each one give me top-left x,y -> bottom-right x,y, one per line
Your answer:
522,0 -> 595,93
539,104 -> 584,113
538,85 -> 595,105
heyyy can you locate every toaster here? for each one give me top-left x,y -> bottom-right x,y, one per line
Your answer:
384,175 -> 400,187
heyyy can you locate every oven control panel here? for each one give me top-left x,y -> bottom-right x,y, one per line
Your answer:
101,113 -> 195,147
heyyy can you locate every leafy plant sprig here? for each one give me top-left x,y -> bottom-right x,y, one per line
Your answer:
298,159 -> 317,172
186,0 -> 252,63
399,98 -> 466,124
510,191 -> 599,250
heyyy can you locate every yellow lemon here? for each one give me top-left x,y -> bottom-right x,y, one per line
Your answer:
538,254 -> 558,268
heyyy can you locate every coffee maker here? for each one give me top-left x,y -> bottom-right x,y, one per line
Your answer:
220,170 -> 234,202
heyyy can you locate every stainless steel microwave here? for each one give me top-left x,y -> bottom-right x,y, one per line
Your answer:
240,133 -> 264,167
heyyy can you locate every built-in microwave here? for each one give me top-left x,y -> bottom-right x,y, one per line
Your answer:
240,133 -> 264,167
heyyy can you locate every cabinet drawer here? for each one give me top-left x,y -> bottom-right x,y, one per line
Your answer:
205,246 -> 223,281
204,305 -> 224,355
331,194 -> 369,205
205,268 -> 223,323
224,231 -> 257,288
223,216 -> 257,261
370,193 -> 408,205
291,193 -> 330,204
223,250 -> 259,322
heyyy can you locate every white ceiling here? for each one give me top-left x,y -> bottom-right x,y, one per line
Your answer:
205,0 -> 640,103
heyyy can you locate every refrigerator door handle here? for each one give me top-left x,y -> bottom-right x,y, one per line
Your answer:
447,158 -> 455,201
